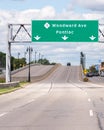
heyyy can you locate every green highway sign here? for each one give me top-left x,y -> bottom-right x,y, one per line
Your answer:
31,20 -> 98,42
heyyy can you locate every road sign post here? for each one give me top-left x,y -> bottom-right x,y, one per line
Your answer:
32,20 -> 98,42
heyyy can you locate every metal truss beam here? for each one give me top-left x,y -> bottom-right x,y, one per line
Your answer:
6,24 -> 31,82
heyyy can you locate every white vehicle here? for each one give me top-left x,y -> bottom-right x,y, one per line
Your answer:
100,70 -> 104,77
99,62 -> 104,77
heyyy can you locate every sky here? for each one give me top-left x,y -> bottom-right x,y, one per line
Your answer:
1,0 -> 104,68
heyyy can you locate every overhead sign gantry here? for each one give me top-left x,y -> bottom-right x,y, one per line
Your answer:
6,21 -> 104,83
32,20 -> 98,42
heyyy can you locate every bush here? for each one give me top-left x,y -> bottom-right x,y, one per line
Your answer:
83,77 -> 89,82
0,78 -> 5,83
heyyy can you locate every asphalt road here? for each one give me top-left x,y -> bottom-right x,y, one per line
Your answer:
0,65 -> 104,130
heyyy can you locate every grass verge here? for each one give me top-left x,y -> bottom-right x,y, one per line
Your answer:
0,82 -> 29,95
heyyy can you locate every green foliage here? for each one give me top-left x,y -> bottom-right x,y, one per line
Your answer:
50,62 -> 56,65
0,77 -> 5,83
38,58 -> 50,65
37,58 -> 57,65
0,51 -> 27,71
0,86 -> 20,95
12,58 -> 26,70
0,52 -> 6,68
83,77 -> 89,82
89,65 -> 98,73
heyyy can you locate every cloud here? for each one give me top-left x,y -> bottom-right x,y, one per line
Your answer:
0,6 -> 56,51
0,6 -> 56,25
73,0 -> 104,11
16,6 -> 56,23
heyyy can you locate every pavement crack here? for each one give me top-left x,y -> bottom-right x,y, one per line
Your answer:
92,101 -> 96,107
48,82 -> 53,93
96,112 -> 104,130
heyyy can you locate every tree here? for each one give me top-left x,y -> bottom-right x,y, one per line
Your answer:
12,58 -> 26,70
89,65 -> 97,73
50,62 -> 56,65
0,52 -> 6,68
38,58 -> 50,65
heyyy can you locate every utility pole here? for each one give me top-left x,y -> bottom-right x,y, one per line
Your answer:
38,53 -> 41,64
35,51 -> 37,64
18,52 -> 20,69
80,52 -> 86,70
26,47 -> 33,82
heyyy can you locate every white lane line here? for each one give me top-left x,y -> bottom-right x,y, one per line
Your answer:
85,92 -> 88,95
88,98 -> 91,102
0,112 -> 7,117
28,99 -> 35,103
29,99 -> 35,102
89,110 -> 93,117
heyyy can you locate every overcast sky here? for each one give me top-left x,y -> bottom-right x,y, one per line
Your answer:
1,0 -> 104,68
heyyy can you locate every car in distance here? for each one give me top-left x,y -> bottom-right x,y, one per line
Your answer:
67,62 -> 71,66
93,72 -> 99,76
86,72 -> 93,77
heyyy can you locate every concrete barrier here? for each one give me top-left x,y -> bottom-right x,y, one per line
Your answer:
11,63 -> 40,75
12,64 -> 61,82
0,81 -> 20,89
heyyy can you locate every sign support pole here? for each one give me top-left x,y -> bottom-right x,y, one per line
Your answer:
6,24 -> 11,83
6,24 -> 31,83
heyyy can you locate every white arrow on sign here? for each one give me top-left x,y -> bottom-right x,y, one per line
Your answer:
34,35 -> 41,40
89,35 -> 96,41
62,35 -> 68,41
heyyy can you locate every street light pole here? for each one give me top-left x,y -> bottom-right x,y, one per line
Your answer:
26,47 -> 33,82
18,52 -> 20,69
41,55 -> 44,64
38,53 -> 41,64
35,51 -> 37,64
80,52 -> 86,70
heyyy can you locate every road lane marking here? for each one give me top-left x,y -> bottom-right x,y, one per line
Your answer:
0,112 -> 7,117
85,92 -> 88,95
88,98 -> 91,102
29,99 -> 35,102
89,110 -> 93,117
48,82 -> 53,93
